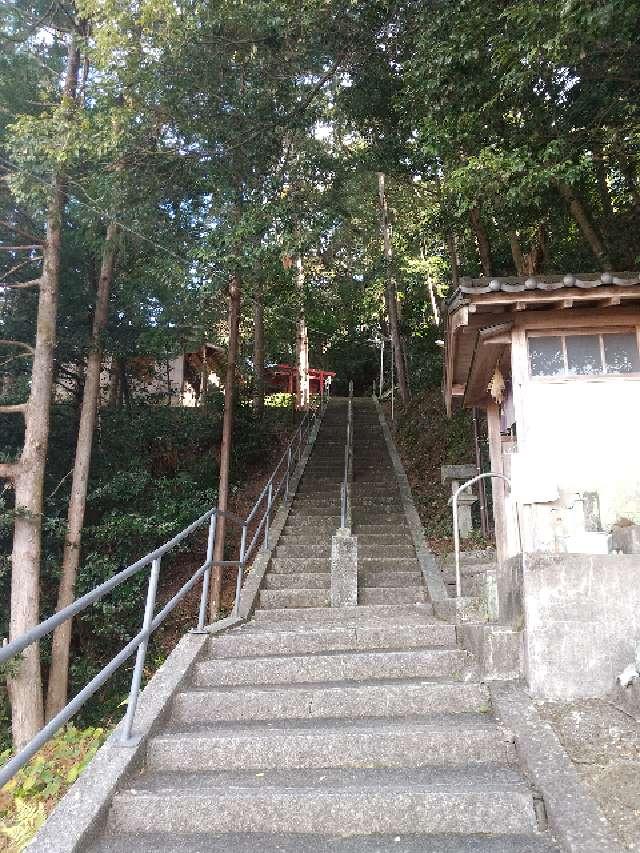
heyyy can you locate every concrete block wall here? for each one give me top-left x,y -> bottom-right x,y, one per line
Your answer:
522,552 -> 640,699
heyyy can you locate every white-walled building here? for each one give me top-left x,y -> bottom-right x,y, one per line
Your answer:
444,272 -> 640,561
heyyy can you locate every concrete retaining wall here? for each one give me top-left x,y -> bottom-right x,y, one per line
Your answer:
522,552 -> 640,699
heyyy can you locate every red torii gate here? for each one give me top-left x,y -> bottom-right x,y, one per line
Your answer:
265,364 -> 336,398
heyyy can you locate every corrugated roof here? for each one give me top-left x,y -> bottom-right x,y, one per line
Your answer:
458,272 -> 640,295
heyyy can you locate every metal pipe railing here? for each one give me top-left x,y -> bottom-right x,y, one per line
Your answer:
452,472 -> 512,598
0,390 -> 329,787
340,382 -> 354,529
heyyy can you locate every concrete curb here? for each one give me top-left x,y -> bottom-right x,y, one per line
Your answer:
490,683 -> 625,853
373,396 -> 448,603
27,629 -> 211,853
27,409 -> 324,853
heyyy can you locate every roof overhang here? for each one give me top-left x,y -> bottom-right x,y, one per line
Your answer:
443,272 -> 640,414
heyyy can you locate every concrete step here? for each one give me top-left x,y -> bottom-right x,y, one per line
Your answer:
269,557 -> 331,574
359,588 -> 427,605
146,717 -> 515,772
89,832 -> 560,852
355,533 -> 412,545
358,544 -> 416,558
278,534 -> 333,546
194,648 -> 469,687
252,604 -> 435,624
352,513 -> 407,525
210,622 -> 457,657
442,549 -> 497,567
264,573 -> 330,590
108,767 -> 535,836
360,571 -> 423,588
286,515 -> 341,526
354,525 -> 410,536
173,680 -> 490,724
275,543 -> 331,557
294,497 -> 342,506
351,496 -> 401,506
258,589 -> 330,609
442,562 -> 495,578
351,486 -> 399,495
288,506 -> 343,517
359,557 -> 419,571
283,526 -> 337,537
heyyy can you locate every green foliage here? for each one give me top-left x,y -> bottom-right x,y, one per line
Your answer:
0,725 -> 107,851
0,401 -> 290,747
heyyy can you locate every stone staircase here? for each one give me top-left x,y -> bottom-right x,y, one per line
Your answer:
87,397 -> 558,852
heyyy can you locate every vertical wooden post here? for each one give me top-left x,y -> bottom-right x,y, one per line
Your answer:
210,275 -> 241,621
487,401 -> 507,564
377,172 -> 409,404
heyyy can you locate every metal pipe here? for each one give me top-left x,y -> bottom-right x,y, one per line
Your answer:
0,374 -> 330,788
121,556 -> 161,745
285,446 -> 292,500
234,524 -> 247,617
452,473 -> 512,599
263,481 -> 273,551
197,515 -> 216,630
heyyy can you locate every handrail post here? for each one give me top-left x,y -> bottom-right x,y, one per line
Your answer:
196,514 -> 216,631
120,556 -> 161,745
263,480 -> 273,551
285,446 -> 292,501
234,523 -> 247,617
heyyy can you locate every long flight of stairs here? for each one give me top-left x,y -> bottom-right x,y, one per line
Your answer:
88,397 -> 558,852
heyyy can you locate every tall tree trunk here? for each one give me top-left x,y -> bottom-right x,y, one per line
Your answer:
377,172 -> 409,404
209,275 -> 241,621
446,232 -> 460,290
508,231 -> 525,276
524,223 -> 547,275
617,152 -> 640,217
253,289 -> 265,418
45,223 -> 119,722
556,181 -> 612,270
294,255 -> 309,410
469,205 -> 493,276
7,36 -> 80,751
592,142 -> 614,222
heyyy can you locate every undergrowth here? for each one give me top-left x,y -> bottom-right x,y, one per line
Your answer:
0,726 -> 107,852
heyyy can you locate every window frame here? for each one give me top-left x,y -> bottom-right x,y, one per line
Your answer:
527,326 -> 640,381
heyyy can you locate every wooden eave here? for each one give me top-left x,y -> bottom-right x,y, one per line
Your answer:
444,304 -> 510,414
466,285 -> 640,312
463,324 -> 512,408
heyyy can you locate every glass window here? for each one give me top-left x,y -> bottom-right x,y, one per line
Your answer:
603,333 -> 640,374
566,335 -> 602,375
528,336 -> 564,376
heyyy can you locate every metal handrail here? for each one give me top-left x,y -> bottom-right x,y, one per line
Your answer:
452,472 -> 512,598
340,382 -> 354,529
0,390 -> 329,787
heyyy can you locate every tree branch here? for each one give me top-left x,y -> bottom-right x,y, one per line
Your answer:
0,259 -> 43,282
0,462 -> 19,480
0,402 -> 27,415
0,278 -> 42,290
0,219 -> 44,245
0,340 -> 35,355
0,244 -> 43,251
